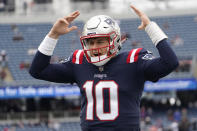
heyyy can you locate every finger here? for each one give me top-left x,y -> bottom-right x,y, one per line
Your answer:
72,10 -> 80,17
70,10 -> 80,17
59,18 -> 69,25
130,5 -> 143,17
71,11 -> 80,19
65,16 -> 79,23
64,11 -> 78,19
67,26 -> 78,32
64,11 -> 80,19
64,12 -> 80,23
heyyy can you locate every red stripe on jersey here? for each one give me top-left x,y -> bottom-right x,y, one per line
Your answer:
134,48 -> 142,62
72,50 -> 79,63
126,49 -> 134,63
79,51 -> 84,64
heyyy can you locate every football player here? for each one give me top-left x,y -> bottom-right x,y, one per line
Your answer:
29,5 -> 179,131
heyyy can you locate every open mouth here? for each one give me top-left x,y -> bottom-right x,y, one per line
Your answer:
93,53 -> 102,57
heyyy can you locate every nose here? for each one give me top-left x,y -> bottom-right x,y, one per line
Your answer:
90,42 -> 99,49
92,46 -> 99,54
90,42 -> 100,54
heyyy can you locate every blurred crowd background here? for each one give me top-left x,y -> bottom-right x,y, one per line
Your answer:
0,0 -> 197,131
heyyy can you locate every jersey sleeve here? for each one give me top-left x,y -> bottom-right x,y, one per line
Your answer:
137,39 -> 179,82
29,51 -> 76,83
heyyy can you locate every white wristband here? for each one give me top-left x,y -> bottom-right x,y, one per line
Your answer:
38,35 -> 58,56
145,21 -> 168,46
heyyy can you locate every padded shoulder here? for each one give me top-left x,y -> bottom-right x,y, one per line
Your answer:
126,48 -> 143,63
72,50 -> 84,64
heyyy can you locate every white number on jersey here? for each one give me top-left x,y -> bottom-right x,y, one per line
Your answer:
83,80 -> 119,121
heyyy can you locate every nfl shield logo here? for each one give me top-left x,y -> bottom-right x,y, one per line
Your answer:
99,66 -> 104,72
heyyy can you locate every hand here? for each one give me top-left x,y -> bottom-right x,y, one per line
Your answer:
130,5 -> 150,30
48,11 -> 80,39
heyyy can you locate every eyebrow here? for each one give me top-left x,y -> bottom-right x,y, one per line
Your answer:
97,39 -> 106,42
88,37 -> 108,42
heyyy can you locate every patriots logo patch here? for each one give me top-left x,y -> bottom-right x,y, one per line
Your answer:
104,18 -> 115,26
142,53 -> 155,60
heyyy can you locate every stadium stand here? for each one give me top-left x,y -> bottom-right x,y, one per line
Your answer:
0,15 -> 197,85
0,108 -> 196,131
0,21 -> 83,85
0,0 -> 197,130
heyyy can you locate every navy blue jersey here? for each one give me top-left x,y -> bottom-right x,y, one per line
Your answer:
29,39 -> 178,130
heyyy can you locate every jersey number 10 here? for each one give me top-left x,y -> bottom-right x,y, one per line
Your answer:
83,80 -> 119,121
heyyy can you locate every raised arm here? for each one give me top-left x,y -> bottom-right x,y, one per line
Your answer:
130,5 -> 179,82
29,11 -> 80,83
